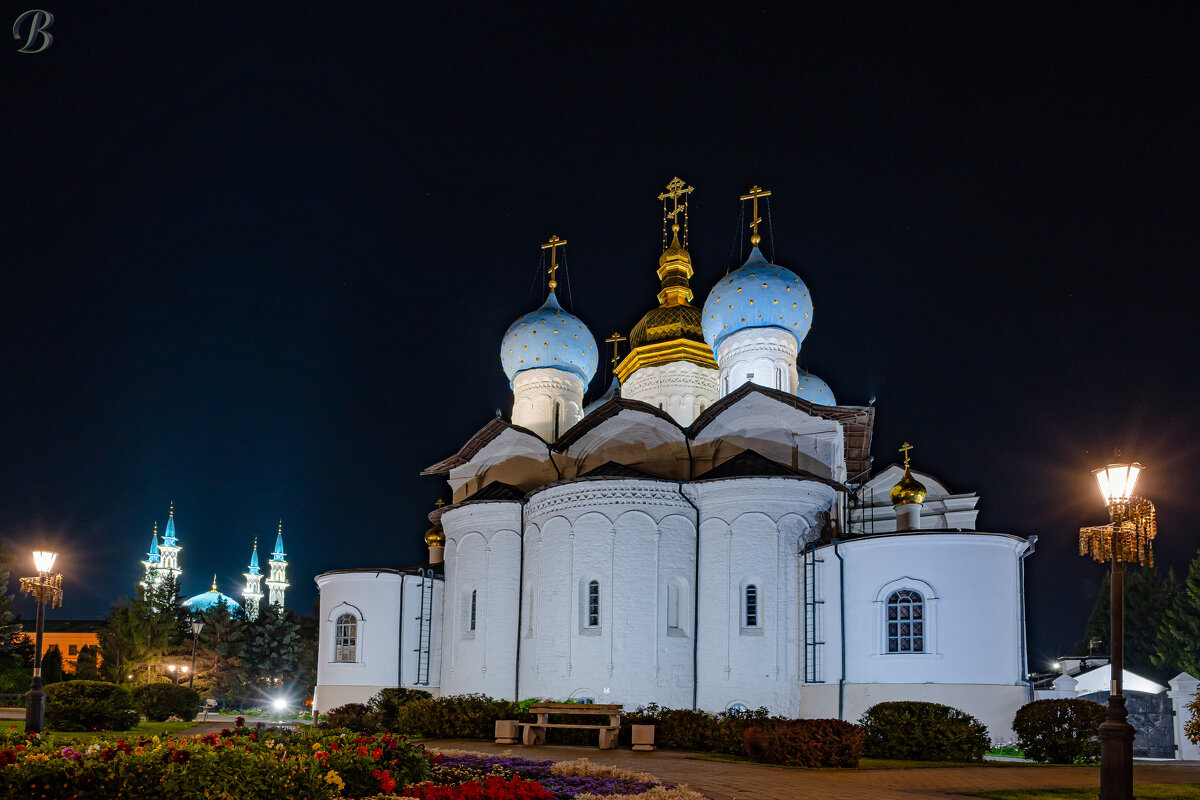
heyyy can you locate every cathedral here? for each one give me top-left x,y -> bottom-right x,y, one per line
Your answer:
313,180 -> 1036,741
139,503 -> 290,619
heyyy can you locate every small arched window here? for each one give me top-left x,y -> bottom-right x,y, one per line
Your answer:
334,613 -> 357,662
667,583 -> 681,629
587,580 -> 600,627
553,400 -> 562,440
886,589 -> 924,653
745,585 -> 759,627
469,589 -> 478,632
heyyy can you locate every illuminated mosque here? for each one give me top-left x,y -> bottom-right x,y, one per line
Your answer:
139,503 -> 290,619
314,179 -> 1035,740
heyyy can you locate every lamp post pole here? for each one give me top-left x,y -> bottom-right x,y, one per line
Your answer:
189,621 -> 204,691
1080,462 -> 1156,800
20,550 -> 63,735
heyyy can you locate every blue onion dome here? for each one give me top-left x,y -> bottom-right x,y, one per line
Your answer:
700,247 -> 813,351
500,292 -> 598,386
796,370 -> 836,405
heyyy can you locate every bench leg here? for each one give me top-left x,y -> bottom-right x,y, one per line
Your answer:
522,725 -> 546,746
598,728 -> 618,750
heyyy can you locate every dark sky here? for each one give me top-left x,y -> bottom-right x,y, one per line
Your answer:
3,4 -> 1198,674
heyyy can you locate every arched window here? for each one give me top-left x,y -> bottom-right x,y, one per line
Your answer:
553,401 -> 562,440
334,613 -> 357,662
667,583 -> 681,629
587,580 -> 600,627
745,585 -> 759,627
469,589 -> 478,632
886,589 -> 924,653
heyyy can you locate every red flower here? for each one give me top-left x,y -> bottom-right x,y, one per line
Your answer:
357,746 -> 368,756
372,747 -> 383,759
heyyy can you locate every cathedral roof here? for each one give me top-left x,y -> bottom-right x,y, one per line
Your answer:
500,292 -> 599,386
694,449 -> 847,490
700,247 -> 813,351
580,461 -> 661,480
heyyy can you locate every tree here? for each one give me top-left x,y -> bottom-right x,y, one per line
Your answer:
1153,550 -> 1200,677
0,551 -> 26,667
1083,564 -> 1175,677
75,644 -> 100,680
193,601 -> 250,704
243,604 -> 303,693
41,644 -> 63,683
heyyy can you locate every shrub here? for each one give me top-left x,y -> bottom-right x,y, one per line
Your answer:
393,694 -> 522,739
370,687 -> 433,729
859,701 -> 990,762
44,680 -> 139,731
619,703 -> 782,755
1012,698 -> 1107,764
74,645 -> 100,680
41,645 -> 64,684
1187,690 -> 1200,746
744,718 -> 864,767
131,683 -> 200,722
323,702 -> 380,732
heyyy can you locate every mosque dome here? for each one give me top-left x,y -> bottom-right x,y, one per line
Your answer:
700,248 -> 813,351
183,580 -> 242,614
796,371 -> 836,406
500,292 -> 598,386
425,523 -> 445,547
890,466 -> 928,506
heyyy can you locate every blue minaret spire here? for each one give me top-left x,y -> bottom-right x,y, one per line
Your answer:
266,520 -> 289,609
155,501 -> 182,585
140,521 -> 162,594
243,537 -> 264,620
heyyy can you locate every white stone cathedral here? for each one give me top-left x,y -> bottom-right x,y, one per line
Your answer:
314,180 -> 1036,741
139,504 -> 289,619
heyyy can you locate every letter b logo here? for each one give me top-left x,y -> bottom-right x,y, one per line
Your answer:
13,9 -> 54,53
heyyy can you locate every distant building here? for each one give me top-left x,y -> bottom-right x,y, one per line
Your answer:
137,503 -> 289,619
19,620 -> 102,672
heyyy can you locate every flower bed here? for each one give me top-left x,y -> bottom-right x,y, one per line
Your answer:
0,724 -> 691,800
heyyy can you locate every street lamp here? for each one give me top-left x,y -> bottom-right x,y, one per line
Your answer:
1079,460 -> 1157,800
19,549 -> 63,734
167,664 -> 178,685
189,621 -> 204,690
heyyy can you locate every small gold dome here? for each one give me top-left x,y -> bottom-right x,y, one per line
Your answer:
890,466 -> 927,506
424,524 -> 445,547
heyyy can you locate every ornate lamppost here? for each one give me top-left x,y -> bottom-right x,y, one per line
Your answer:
20,550 -> 63,734
189,621 -> 204,690
1079,461 -> 1157,800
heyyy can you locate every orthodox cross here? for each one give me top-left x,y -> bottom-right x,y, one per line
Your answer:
605,332 -> 626,372
541,235 -> 567,292
899,441 -> 914,468
658,177 -> 694,224
740,185 -> 772,246
435,499 -> 445,509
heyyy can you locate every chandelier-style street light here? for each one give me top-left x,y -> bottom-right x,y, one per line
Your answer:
1079,461 -> 1156,800
20,550 -> 63,734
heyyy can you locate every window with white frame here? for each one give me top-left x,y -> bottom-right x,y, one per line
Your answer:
744,584 -> 760,628
334,613 -> 357,662
885,589 -> 924,653
587,579 -> 600,627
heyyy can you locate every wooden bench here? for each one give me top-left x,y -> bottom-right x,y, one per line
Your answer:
518,702 -> 622,749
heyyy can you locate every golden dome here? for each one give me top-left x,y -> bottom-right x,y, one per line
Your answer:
890,443 -> 927,506
424,524 -> 445,547
629,303 -> 706,348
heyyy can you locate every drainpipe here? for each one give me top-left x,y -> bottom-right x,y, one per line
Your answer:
398,572 -> 406,688
833,538 -> 846,721
1018,535 -> 1038,703
677,480 -> 701,711
514,499 -> 527,702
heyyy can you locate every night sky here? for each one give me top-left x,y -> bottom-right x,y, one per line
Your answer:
3,4 -> 1198,674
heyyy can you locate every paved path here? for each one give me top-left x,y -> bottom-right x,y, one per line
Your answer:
425,738 -> 1200,800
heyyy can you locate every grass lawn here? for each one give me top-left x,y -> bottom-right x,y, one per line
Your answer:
4,720 -> 198,741
967,786 -> 1200,800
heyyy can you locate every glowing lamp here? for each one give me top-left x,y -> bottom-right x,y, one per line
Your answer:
167,664 -> 176,673
272,698 -> 287,711
1094,462 -> 1142,505
32,551 -> 58,573
181,666 -> 189,674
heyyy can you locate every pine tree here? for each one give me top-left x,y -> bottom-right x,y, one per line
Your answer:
0,552 -> 26,667
75,644 -> 100,680
243,603 -> 303,693
194,601 -> 250,704
41,644 -> 63,683
1084,565 -> 1174,677
1153,550 -> 1200,677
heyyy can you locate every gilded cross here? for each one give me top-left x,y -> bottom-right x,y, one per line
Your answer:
541,235 -> 567,291
740,185 -> 772,246
435,499 -> 445,509
605,331 -> 626,372
899,442 -> 914,467
658,177 -> 694,223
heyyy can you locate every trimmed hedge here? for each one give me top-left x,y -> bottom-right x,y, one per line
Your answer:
744,718 -> 864,767
45,681 -> 139,731
1012,698 -> 1106,764
323,702 -> 378,732
131,683 -> 200,722
859,701 -> 990,762
621,704 -> 779,754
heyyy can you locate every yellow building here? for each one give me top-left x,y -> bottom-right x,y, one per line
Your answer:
19,620 -> 102,672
